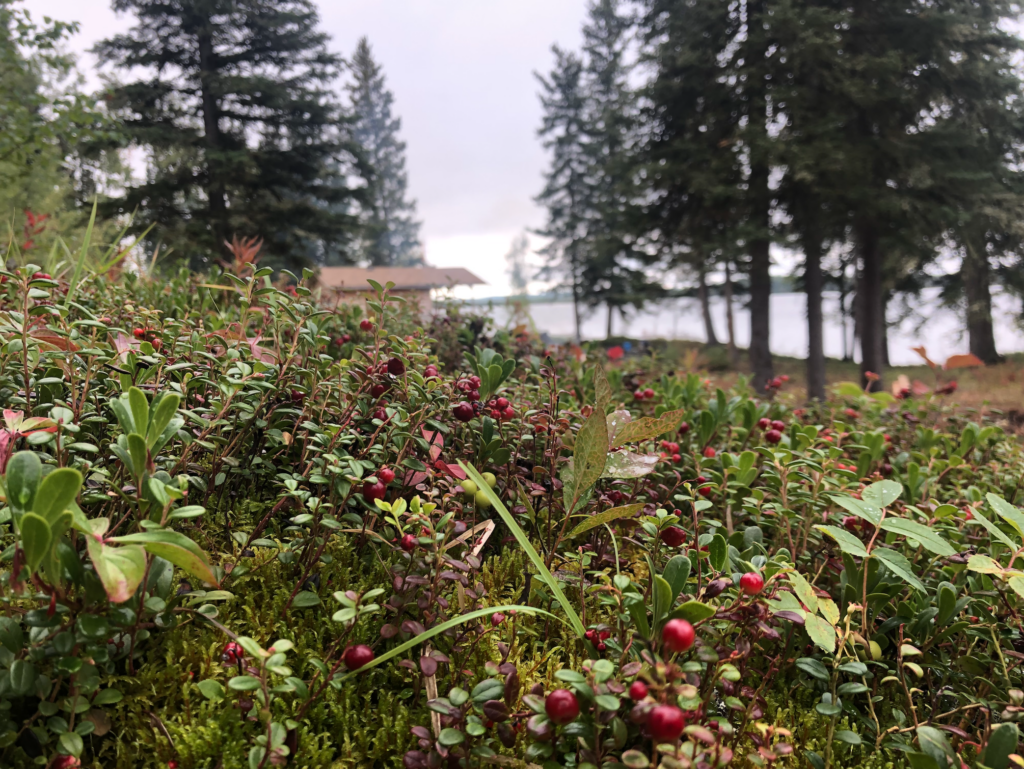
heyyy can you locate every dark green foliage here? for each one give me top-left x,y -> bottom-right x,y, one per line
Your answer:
95,0 -> 363,272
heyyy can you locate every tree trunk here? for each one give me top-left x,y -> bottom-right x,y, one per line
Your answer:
697,266 -> 720,346
855,217 -> 885,391
197,29 -> 227,246
963,235 -> 1000,364
804,233 -> 826,401
724,259 -> 739,367
748,198 -> 774,390
881,291 -> 891,367
606,303 -> 614,340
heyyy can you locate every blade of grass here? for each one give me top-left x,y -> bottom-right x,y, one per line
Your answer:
63,198 -> 97,307
459,460 -> 586,637
336,603 -> 561,682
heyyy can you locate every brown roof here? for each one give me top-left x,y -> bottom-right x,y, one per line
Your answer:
317,266 -> 485,291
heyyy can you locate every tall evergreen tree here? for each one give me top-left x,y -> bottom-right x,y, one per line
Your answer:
535,46 -> 590,342
347,37 -> 423,267
637,0 -> 746,351
95,0 -> 360,271
578,0 -> 659,338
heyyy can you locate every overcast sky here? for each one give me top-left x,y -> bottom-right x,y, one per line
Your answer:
28,0 -> 590,296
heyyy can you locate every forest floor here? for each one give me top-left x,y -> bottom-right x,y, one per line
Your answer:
615,338 -> 1024,413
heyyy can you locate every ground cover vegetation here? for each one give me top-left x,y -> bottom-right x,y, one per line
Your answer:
1,265 -> 1024,769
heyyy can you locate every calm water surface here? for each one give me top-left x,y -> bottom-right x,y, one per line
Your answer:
480,288 -> 1024,366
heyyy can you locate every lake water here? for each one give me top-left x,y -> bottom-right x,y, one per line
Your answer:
479,288 -> 1024,366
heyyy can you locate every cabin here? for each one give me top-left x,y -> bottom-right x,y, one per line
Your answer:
316,266 -> 485,312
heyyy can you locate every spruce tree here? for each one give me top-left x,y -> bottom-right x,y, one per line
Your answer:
95,0 -> 360,271
347,37 -> 423,267
578,0 -> 659,338
637,0 -> 745,351
535,46 -> 590,342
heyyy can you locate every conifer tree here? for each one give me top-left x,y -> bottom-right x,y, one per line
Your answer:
535,46 -> 589,342
95,0 -> 360,271
347,37 -> 423,267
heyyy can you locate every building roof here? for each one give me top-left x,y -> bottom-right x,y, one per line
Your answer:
317,266 -> 485,292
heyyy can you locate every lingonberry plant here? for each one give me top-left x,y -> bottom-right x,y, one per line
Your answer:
0,260 -> 1022,769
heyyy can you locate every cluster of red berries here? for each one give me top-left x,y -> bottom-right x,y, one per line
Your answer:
132,327 -> 163,351
424,363 -> 439,380
584,627 -> 611,651
335,333 -> 351,345
659,439 -> 683,463
456,375 -> 482,400
764,374 -> 790,391
363,466 -> 395,502
757,417 -> 787,444
486,396 -> 514,421
633,387 -> 656,401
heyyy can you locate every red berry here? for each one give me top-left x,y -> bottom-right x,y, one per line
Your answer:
697,476 -> 707,483
31,271 -> 52,280
659,526 -> 687,548
544,689 -> 580,725
771,420 -> 786,431
387,357 -> 406,376
643,388 -> 655,399
490,409 -> 502,419
51,758 -> 81,769
678,422 -> 690,434
703,447 -> 716,458
765,429 -> 782,444
964,509 -> 974,521
757,417 -> 771,430
133,327 -> 146,340
371,383 -> 387,398
372,408 -> 388,421
771,377 -> 783,389
634,390 -> 645,401
842,516 -> 860,532
496,397 -> 510,409
341,334 -> 351,343
290,389 -> 304,403
363,480 -> 386,501
453,402 -> 475,422
740,572 -> 764,595
628,680 -> 649,701
378,467 -> 396,484
662,619 -> 695,653
400,533 -> 416,552
343,644 -> 375,670
502,406 -> 515,420
597,642 -> 606,651
648,704 -> 685,742
698,486 -> 712,497
360,319 -> 374,332
168,763 -> 178,769
222,641 -> 243,663
780,374 -> 790,382
469,375 -> 481,387
667,442 -> 679,453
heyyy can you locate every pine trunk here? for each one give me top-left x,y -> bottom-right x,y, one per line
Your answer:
748,190 -> 774,390
804,234 -> 826,401
855,217 -> 885,391
963,236 -> 1001,364
606,303 -> 614,340
724,260 -> 739,367
197,29 -> 227,245
698,266 -> 720,346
